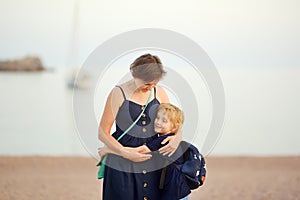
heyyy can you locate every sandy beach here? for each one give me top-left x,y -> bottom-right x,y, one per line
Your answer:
0,156 -> 299,200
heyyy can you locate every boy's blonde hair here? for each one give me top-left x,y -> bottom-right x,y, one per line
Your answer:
157,103 -> 184,133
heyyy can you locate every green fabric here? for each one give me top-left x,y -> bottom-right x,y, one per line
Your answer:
97,155 -> 107,179
97,89 -> 153,179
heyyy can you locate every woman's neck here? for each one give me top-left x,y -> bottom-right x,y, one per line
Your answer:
122,79 -> 152,103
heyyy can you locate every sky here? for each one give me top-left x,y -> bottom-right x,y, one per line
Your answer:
0,0 -> 299,68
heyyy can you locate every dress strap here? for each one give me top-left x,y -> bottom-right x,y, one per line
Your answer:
115,85 -> 126,100
154,87 -> 157,98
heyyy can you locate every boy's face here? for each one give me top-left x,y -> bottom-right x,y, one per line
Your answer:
154,110 -> 174,135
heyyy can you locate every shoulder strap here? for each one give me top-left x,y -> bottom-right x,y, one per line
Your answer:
115,85 -> 126,100
154,87 -> 156,98
184,148 -> 190,161
159,162 -> 168,189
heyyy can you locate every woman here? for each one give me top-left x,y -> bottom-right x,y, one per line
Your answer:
98,54 -> 182,200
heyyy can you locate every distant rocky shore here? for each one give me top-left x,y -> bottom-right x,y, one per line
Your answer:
0,56 -> 45,71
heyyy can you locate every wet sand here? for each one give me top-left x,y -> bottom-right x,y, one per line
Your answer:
0,156 -> 299,200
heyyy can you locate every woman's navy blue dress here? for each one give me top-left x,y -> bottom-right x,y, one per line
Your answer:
103,86 -> 164,200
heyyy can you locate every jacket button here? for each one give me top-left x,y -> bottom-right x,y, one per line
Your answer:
142,113 -> 146,117
142,170 -> 147,174
142,128 -> 147,132
142,120 -> 146,125
144,197 -> 148,200
143,182 -> 148,188
141,106 -> 145,110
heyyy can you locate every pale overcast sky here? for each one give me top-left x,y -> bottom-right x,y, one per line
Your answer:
0,0 -> 299,68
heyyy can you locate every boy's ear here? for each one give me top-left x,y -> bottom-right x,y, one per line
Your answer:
171,123 -> 180,133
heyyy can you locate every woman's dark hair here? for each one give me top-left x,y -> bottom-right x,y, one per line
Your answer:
130,54 -> 166,82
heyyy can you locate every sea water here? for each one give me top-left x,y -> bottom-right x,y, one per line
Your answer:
0,67 -> 299,156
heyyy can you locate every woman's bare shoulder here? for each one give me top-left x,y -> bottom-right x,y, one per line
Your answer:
156,85 -> 170,103
108,86 -> 125,108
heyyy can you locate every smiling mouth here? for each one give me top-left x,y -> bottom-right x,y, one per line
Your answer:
155,125 -> 161,129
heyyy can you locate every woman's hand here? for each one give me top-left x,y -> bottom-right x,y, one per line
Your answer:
122,149 -> 152,162
159,129 -> 182,156
98,146 -> 152,162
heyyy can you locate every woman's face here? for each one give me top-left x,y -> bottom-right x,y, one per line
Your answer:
134,78 -> 158,92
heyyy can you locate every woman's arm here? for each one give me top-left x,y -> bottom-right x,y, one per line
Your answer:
98,87 -> 151,162
159,128 -> 182,156
98,87 -> 124,153
127,146 -> 151,154
97,146 -> 111,158
98,145 -> 151,158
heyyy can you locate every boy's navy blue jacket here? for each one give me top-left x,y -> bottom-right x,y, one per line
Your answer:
146,133 -> 191,200
146,133 -> 175,152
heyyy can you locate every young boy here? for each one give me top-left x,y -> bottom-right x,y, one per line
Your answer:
98,103 -> 190,200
